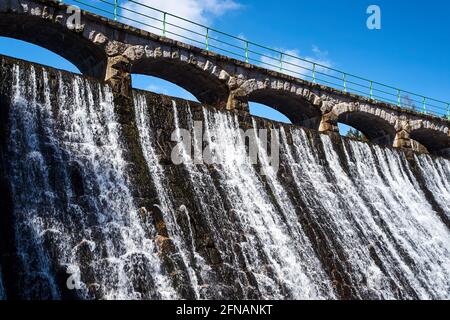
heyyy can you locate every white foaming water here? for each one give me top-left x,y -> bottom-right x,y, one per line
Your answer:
341,139 -> 450,299
181,104 -> 332,299
9,64 -> 60,299
280,128 -> 450,299
135,95 -> 243,298
281,128 -> 383,299
284,126 -> 450,299
414,154 -> 450,217
7,64 -> 175,299
3,61 -> 449,300
134,93 -> 202,299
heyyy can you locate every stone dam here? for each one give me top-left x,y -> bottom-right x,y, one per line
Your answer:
0,0 -> 449,300
0,55 -> 449,300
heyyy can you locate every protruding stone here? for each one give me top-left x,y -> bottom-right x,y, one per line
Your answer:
105,55 -> 132,97
123,45 -> 145,62
393,130 -> 412,150
226,91 -> 248,112
106,41 -> 126,56
219,70 -> 230,81
312,95 -> 322,107
171,50 -> 180,59
154,47 -> 163,58
228,77 -> 238,90
319,112 -> 339,133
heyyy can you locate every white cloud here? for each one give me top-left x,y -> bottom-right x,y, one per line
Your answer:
312,45 -> 326,56
260,46 -> 333,81
236,33 -> 247,41
120,0 -> 242,43
202,0 -> 242,16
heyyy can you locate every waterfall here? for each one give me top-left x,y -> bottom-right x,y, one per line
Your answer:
198,110 -> 333,299
414,154 -> 450,217
134,94 -> 202,299
279,127 -> 450,299
134,94 -> 333,299
3,63 -> 175,299
339,139 -> 450,299
1,58 -> 449,300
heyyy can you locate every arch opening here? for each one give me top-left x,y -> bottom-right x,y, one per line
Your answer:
131,58 -> 229,108
0,37 -> 81,74
0,14 -> 107,78
247,89 -> 321,130
132,74 -> 199,102
410,128 -> 450,155
338,123 -> 368,142
249,102 -> 292,124
337,111 -> 396,147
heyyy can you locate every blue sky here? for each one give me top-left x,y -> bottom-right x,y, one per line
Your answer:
1,0 -> 449,132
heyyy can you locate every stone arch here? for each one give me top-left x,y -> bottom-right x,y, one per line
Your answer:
333,103 -> 397,146
125,45 -> 230,108
0,9 -> 107,78
410,127 -> 450,155
234,79 -> 323,129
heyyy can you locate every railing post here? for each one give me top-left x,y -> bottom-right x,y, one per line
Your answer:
279,52 -> 283,72
205,28 -> 209,50
114,0 -> 118,21
312,63 -> 316,83
397,89 -> 401,107
447,103 -> 450,120
245,41 -> 249,63
163,12 -> 167,36
422,97 -> 427,114
370,81 -> 373,100
343,73 -> 347,93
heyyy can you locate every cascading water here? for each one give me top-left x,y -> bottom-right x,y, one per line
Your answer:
414,154 -> 450,217
278,129 -> 450,299
134,94 -> 202,299
1,62 -> 175,299
134,93 -> 334,299
0,57 -> 449,300
197,109 -> 333,299
325,136 -> 450,299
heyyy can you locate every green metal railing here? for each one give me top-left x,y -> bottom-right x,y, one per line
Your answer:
62,0 -> 450,120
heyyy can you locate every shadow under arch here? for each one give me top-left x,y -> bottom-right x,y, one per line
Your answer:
131,58 -> 229,108
338,111 -> 396,146
0,14 -> 107,78
410,128 -> 450,155
246,89 -> 322,130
